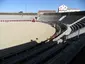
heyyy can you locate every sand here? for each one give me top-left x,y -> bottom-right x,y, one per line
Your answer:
0,22 -> 55,49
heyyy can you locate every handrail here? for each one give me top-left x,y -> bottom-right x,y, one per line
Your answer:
69,16 -> 85,27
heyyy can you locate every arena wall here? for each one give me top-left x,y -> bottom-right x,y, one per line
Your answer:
0,13 -> 37,22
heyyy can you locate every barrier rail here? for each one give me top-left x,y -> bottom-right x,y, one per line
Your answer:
53,24 -> 71,42
0,20 -> 32,22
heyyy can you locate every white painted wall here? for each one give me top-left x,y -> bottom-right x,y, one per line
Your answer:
67,27 -> 85,39
59,10 -> 80,13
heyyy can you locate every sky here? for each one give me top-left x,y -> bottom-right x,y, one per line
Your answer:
0,0 -> 85,12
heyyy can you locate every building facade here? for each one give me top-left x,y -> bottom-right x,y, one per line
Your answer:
58,4 -> 80,13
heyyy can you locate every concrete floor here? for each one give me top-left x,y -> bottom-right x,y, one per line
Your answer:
0,22 -> 55,49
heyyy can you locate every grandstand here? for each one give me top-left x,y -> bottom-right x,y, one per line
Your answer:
0,11 -> 85,64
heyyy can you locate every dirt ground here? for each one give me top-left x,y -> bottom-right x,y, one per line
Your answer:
0,22 -> 55,49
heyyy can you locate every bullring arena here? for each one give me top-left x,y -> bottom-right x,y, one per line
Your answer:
0,11 -> 85,64
0,21 -> 57,49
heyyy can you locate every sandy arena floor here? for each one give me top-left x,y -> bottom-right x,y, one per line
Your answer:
0,22 -> 56,49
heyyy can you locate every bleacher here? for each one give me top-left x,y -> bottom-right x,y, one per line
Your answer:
59,15 -> 84,24
69,17 -> 85,34
39,11 -> 85,34
38,15 -> 60,23
0,33 -> 85,64
57,11 -> 85,34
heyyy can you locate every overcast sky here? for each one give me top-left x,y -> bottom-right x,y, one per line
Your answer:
0,0 -> 85,12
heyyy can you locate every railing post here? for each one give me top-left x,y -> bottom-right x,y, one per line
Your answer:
78,29 -> 80,39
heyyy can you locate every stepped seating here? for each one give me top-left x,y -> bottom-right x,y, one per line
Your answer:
0,41 -> 37,63
38,15 -> 60,22
23,43 -> 67,64
0,34 -> 85,64
59,15 -> 83,24
70,18 -> 85,33
69,46 -> 85,64
0,41 -> 37,58
44,33 -> 85,64
0,41 -> 57,64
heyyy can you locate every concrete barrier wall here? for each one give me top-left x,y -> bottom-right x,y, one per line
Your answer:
67,27 -> 85,39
